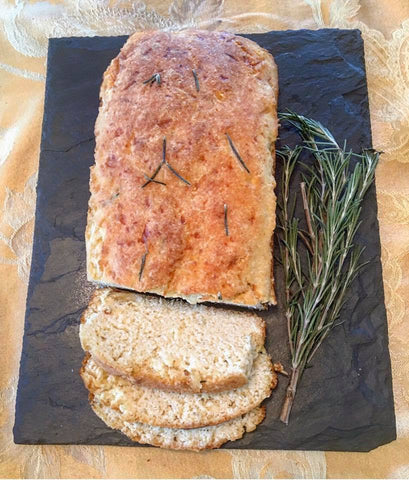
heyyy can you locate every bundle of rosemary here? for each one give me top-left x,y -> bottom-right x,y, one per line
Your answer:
277,112 -> 380,424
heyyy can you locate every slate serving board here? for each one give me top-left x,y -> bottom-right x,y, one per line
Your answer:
14,29 -> 396,451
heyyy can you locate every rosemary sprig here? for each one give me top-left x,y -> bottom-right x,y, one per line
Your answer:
192,69 -> 200,92
226,134 -> 250,173
277,112 -> 380,425
143,73 -> 161,86
139,251 -> 148,281
224,204 -> 229,236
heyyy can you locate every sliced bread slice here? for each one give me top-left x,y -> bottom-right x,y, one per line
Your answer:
91,397 -> 265,451
80,288 -> 266,393
81,350 -> 276,429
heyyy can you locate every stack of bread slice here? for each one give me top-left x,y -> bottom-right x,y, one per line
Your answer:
80,289 -> 276,450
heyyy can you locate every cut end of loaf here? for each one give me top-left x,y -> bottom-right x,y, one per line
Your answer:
80,287 -> 266,393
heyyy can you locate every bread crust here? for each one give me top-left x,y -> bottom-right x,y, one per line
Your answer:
91,400 -> 266,451
86,30 -> 278,308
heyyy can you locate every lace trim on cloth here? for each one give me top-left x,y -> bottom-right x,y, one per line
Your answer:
0,0 -> 408,477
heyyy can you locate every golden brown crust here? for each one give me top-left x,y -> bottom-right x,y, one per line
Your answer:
122,406 -> 267,451
87,30 -> 278,308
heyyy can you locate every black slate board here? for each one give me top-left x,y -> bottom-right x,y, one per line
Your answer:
14,29 -> 396,451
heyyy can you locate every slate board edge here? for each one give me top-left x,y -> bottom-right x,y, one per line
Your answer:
12,36 -> 57,441
13,29 -> 397,452
349,29 -> 397,448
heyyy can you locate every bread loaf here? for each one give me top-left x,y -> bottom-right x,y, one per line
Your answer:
81,350 -> 276,429
86,30 -> 278,308
91,398 -> 265,451
80,288 -> 266,393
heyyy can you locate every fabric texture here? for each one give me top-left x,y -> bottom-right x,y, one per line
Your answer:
0,0 -> 408,477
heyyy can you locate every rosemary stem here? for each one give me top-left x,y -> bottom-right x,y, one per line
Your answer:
279,367 -> 301,424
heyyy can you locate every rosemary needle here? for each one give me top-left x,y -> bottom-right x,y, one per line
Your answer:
226,134 -> 250,173
165,162 -> 191,186
192,69 -> 200,92
139,252 -> 148,281
142,73 -> 161,86
162,137 -> 167,163
162,137 -> 191,186
141,162 -> 163,188
141,174 -> 166,187
224,204 -> 229,236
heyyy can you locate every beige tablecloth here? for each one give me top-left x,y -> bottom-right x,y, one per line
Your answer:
1,0 -> 408,478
